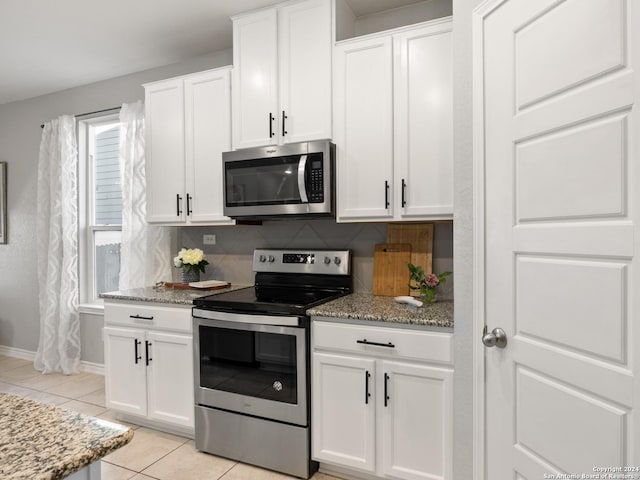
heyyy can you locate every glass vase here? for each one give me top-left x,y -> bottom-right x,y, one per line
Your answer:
421,288 -> 437,304
181,268 -> 200,284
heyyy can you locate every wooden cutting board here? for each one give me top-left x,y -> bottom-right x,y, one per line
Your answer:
387,223 -> 434,274
373,243 -> 412,296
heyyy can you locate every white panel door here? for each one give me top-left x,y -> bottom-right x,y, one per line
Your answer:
476,0 -> 637,479
312,352 -> 376,472
334,36 -> 393,221
394,21 -> 453,220
184,68 -> 234,225
232,9 -> 278,149
145,79 -> 185,223
278,0 -> 332,144
146,331 -> 194,429
380,361 -> 453,480
104,326 -> 147,417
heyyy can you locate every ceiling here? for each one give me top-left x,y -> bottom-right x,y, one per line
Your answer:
0,0 -> 424,106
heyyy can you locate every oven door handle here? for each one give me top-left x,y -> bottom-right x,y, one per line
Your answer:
297,154 -> 308,203
193,308 -> 301,327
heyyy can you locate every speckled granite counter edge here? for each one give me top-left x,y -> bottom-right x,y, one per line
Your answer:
307,293 -> 454,329
100,284 -> 251,305
0,393 -> 133,480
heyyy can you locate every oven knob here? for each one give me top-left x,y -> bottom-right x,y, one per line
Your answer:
268,255 -> 275,263
334,257 -> 342,265
273,381 -> 283,392
324,256 -> 331,265
259,255 -> 267,263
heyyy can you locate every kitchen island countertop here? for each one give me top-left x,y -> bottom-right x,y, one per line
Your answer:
100,283 -> 251,305
0,393 -> 133,479
308,292 -> 453,329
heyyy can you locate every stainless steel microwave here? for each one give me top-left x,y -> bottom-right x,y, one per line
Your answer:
222,140 -> 334,220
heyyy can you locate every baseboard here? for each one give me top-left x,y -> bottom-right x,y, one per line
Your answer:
0,345 -> 104,376
0,345 -> 35,361
318,463 -> 382,480
80,361 -> 105,376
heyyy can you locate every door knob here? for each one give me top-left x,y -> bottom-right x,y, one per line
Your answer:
482,325 -> 507,348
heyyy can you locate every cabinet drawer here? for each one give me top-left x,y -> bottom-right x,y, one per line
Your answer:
312,321 -> 452,365
105,302 -> 192,333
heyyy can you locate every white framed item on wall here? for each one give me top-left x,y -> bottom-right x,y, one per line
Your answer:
0,162 -> 6,244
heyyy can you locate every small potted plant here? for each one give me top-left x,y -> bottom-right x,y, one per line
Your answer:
174,247 -> 209,284
408,263 -> 451,304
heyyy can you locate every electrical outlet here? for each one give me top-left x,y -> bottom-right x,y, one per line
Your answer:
203,234 -> 216,245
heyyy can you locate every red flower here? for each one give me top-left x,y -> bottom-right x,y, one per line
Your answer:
424,273 -> 440,288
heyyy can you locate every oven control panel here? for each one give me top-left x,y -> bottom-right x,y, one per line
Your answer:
253,249 -> 350,275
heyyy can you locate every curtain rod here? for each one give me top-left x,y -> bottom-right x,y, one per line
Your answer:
40,106 -> 121,128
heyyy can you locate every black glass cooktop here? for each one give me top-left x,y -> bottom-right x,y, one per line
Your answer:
193,286 -> 346,316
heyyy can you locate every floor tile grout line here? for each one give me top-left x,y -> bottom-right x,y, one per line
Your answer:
215,460 -> 240,480
136,436 -> 191,475
1,381 -> 102,404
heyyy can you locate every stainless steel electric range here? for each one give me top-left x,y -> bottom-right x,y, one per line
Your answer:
192,249 -> 352,478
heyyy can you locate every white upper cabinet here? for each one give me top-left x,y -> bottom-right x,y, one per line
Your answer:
144,67 -> 234,225
232,0 -> 332,149
184,69 -> 233,223
334,35 -> 394,220
232,9 -> 279,148
394,25 -> 453,219
334,18 -> 453,222
145,79 -> 186,223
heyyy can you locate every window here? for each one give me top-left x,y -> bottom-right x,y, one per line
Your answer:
78,114 -> 123,304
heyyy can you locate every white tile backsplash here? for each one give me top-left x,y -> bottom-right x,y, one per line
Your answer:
176,219 -> 453,296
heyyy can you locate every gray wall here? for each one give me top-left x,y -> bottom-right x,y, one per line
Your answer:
0,49 -> 232,361
453,0 -> 481,479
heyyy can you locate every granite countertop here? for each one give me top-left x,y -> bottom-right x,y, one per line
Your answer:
100,283 -> 251,305
307,293 -> 453,329
0,393 -> 133,480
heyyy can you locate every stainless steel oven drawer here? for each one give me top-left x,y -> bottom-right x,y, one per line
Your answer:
195,405 -> 314,478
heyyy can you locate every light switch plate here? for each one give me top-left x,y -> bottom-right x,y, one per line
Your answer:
203,234 -> 216,245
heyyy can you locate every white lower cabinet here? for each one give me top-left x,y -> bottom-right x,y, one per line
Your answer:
104,301 -> 194,433
312,320 -> 453,480
313,353 -> 376,472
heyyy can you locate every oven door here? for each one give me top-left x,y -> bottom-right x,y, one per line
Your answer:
193,311 -> 308,426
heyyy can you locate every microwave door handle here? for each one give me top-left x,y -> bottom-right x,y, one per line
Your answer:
298,154 -> 309,203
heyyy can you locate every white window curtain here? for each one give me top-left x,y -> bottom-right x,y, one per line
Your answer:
118,101 -> 170,290
35,115 -> 80,375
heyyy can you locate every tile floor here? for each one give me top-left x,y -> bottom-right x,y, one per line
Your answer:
0,355 -> 338,480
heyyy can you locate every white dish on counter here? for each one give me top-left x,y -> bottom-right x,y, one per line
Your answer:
394,295 -> 424,307
188,280 -> 230,289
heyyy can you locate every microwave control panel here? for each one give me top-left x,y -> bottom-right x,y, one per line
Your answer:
307,155 -> 324,203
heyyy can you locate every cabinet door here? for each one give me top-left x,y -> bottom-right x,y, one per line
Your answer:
146,331 -> 194,429
104,326 -> 147,417
312,352 -> 376,472
184,68 -> 234,224
278,0 -> 332,144
394,22 -> 453,220
232,9 -> 278,149
380,361 -> 453,480
334,36 -> 394,222
145,78 -> 186,223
